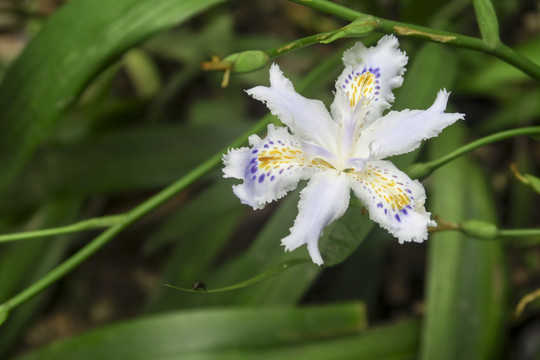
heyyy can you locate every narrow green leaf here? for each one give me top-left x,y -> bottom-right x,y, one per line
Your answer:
0,199 -> 83,356
319,16 -> 377,44
1,124 -> 247,211
420,125 -> 507,360
0,0 -> 227,195
524,173 -> 540,194
15,303 -> 366,360
472,0 -> 500,47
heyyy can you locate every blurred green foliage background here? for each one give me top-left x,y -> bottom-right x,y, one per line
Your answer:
0,0 -> 539,359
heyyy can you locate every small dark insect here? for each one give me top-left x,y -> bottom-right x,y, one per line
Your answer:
192,281 -> 207,291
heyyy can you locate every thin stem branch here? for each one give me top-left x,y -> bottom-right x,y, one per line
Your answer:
499,229 -> 540,237
408,127 -> 540,179
288,0 -> 540,81
0,215 -> 126,243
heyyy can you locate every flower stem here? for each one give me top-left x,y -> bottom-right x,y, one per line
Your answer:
288,0 -> 540,81
408,126 -> 540,179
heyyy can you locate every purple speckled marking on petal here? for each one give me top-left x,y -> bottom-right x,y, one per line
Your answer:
269,141 -> 274,145
348,74 -> 352,80
395,214 -> 401,222
406,189 -> 412,194
401,209 -> 408,215
407,205 -> 412,210
263,144 -> 269,148
252,175 -> 256,180
384,209 -> 388,214
270,176 -> 275,181
377,202 -> 383,208
375,86 -> 380,90
345,79 -> 349,84
374,92 -> 379,95
375,73 -> 380,78
250,166 -> 258,174
279,169 -> 284,174
252,149 -> 258,154
258,174 -> 265,183
250,158 -> 257,164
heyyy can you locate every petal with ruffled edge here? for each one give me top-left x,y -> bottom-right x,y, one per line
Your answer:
281,172 -> 350,265
348,160 -> 435,243
354,90 -> 464,160
330,35 -> 408,134
246,64 -> 338,153
223,124 -> 332,210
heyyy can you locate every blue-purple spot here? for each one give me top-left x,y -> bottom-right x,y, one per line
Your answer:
271,176 -> 275,181
250,158 -> 257,164
384,209 -> 388,214
345,79 -> 349,84
406,189 -> 412,194
348,74 -> 352,80
377,202 -> 383,208
252,175 -> 256,180
375,73 -> 380,78
258,174 -> 265,183
401,209 -> 408,215
252,149 -> 258,154
375,86 -> 380,90
395,214 -> 401,222
264,144 -> 269,148
250,166 -> 257,174
269,141 -> 274,145
374,92 -> 379,95
279,169 -> 284,174
342,85 -> 346,89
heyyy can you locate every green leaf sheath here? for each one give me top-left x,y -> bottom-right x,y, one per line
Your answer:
0,0 -> 227,195
288,0 -> 540,81
472,0 -> 500,47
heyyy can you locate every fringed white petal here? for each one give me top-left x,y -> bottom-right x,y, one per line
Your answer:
354,90 -> 465,160
281,172 -> 350,265
331,35 -> 408,132
223,124 -> 325,210
247,64 -> 339,153
348,160 -> 435,243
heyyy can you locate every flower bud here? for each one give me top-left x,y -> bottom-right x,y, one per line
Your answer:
461,220 -> 498,239
223,50 -> 269,73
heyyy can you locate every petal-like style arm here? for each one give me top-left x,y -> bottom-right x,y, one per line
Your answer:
247,64 -> 339,154
281,172 -> 351,265
354,90 -> 465,160
348,160 -> 435,243
223,124 -> 322,210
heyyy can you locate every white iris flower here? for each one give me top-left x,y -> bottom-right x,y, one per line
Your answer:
223,35 -> 464,265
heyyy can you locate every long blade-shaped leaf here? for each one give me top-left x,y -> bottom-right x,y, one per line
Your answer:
0,0 -> 226,195
15,303 -> 366,360
420,125 -> 507,359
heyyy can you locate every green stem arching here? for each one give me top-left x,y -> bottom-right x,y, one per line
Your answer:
288,0 -> 540,81
410,127 -> 540,179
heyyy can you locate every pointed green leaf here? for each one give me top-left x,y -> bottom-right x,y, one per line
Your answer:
524,173 -> 540,194
15,304 -> 366,360
0,0 -> 227,195
472,0 -> 500,47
